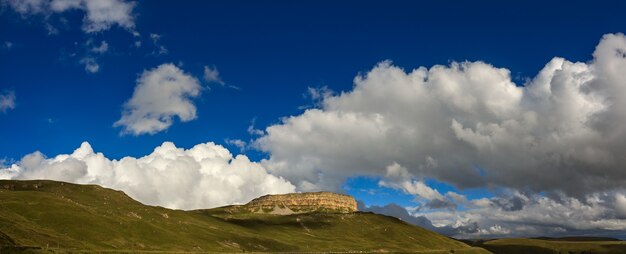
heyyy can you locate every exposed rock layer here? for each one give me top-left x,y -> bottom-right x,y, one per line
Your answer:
245,192 -> 358,213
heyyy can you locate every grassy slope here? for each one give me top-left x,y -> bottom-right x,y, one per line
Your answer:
467,238 -> 626,254
0,180 -> 488,253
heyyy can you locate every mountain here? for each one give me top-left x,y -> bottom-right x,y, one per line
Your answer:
0,180 -> 489,253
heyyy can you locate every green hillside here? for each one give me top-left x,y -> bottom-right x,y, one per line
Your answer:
464,238 -> 626,254
0,180 -> 489,253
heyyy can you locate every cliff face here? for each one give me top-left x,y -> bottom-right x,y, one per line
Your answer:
245,192 -> 358,214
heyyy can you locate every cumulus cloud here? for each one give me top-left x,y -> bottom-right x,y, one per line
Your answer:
2,0 -> 136,33
379,162 -> 445,202
415,190 -> 626,238
254,33 -> 626,237
114,63 -> 202,135
0,90 -> 16,113
0,141 -> 295,210
257,33 -> 626,197
377,163 -> 460,210
305,86 -> 334,101
359,188 -> 626,239
299,86 -> 335,110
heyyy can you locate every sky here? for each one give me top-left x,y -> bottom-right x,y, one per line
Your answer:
1,0 -> 626,239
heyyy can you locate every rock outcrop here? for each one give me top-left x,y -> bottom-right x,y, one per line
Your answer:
244,192 -> 358,214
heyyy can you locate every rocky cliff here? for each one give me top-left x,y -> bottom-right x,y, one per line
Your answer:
244,192 -> 358,214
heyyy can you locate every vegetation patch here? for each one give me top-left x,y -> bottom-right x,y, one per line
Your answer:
0,180 -> 488,254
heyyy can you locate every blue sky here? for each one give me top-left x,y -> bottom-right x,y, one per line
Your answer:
2,0 -> 626,238
3,1 -> 625,160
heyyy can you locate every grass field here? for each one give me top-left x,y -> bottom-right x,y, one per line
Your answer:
464,238 -> 626,254
0,180 -> 489,253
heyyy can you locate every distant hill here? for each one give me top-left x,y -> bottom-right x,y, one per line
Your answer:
0,180 -> 488,253
532,236 -> 622,242
462,238 -> 626,254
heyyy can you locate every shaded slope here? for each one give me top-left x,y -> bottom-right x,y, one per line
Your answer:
200,205 -> 475,252
0,180 -> 488,253
464,238 -> 626,254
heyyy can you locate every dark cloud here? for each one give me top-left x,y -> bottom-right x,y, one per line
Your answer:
424,199 -> 458,210
492,196 -> 526,211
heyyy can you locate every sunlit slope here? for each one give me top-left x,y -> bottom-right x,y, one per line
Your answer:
0,180 -> 489,253
0,180 -> 247,251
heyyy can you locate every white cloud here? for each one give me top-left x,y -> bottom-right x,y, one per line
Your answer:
52,0 -> 135,33
150,33 -> 168,55
252,33 -> 626,237
299,86 -> 335,109
256,33 -> 626,198
3,41 -> 14,50
365,188 -> 626,238
2,0 -> 136,33
77,40 -> 108,72
2,0 -> 47,14
0,90 -> 16,113
0,141 -> 295,210
616,193 -> 626,219
306,86 -> 334,101
90,40 -> 108,53
203,65 -> 225,85
79,56 -> 99,73
203,65 -> 240,90
114,63 -> 202,135
247,118 -> 265,136
226,139 -> 247,153
378,162 -> 444,201
414,190 -> 626,238
397,180 -> 444,201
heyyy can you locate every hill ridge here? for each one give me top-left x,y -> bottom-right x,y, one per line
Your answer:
0,179 -> 488,253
